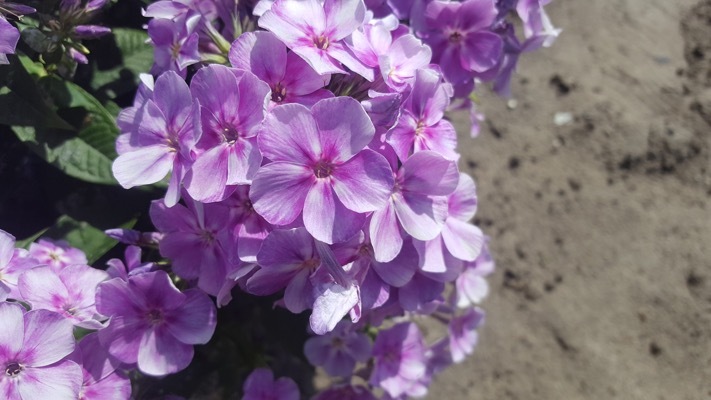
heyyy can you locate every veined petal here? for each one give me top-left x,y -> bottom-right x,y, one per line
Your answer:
229,31 -> 287,83
327,43 -> 375,81
17,361 -> 82,400
324,0 -> 366,40
165,289 -> 216,345
401,150 -> 459,196
185,145 -> 231,203
393,192 -> 448,240
283,268 -> 313,313
371,238 -> 419,287
258,0 -> 326,47
291,45 -> 347,76
312,97 -> 375,163
112,145 -> 174,188
250,162 -> 314,226
441,219 -> 484,261
369,202 -> 403,263
137,326 -> 194,376
461,31 -> 503,73
20,309 -> 75,367
18,266 -> 69,311
448,174 -> 478,222
258,103 -> 321,163
0,302 -> 24,362
310,281 -> 360,334
282,51 -> 331,96
331,150 -> 394,212
304,180 -> 365,244
153,71 -> 193,130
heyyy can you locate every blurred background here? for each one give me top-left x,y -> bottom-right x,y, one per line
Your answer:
433,1 -> 711,399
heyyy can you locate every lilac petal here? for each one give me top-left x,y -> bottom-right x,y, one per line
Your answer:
410,68 -> 449,125
386,112 -> 417,161
258,0 -> 326,46
153,71 -> 193,129
176,33 -> 200,70
371,239 -> 419,287
291,46 -> 347,75
130,271 -> 185,311
312,97 -> 375,163
164,157 -> 184,208
417,121 -> 459,160
229,31 -> 287,83
246,263 -> 301,295
186,145 -> 231,202
256,228 -> 316,267
310,282 -> 359,334
72,333 -> 117,383
0,378 -> 19,400
286,89 -> 334,108
449,173 -> 478,221
235,71 -> 272,135
283,268 -> 313,313
250,162 -> 314,226
324,0 -> 366,40
282,51 -> 331,96
60,264 -> 108,308
304,180 -> 365,244
165,289 -> 216,345
360,267 -> 390,309
274,377 -> 300,400
98,316 -> 146,364
81,371 -> 132,400
456,271 -> 489,308
0,229 -> 14,267
18,266 -> 68,310
369,201 -> 403,263
158,233 -> 202,280
95,277 -> 147,319
149,200 -> 197,232
258,103 -> 321,163
460,0 -> 498,31
332,150 -> 393,213
237,216 -> 271,262
345,332 -> 372,362
442,219 -> 484,262
0,18 -> 19,61
401,150 -> 459,196
112,145 -> 173,188
415,236 -> 447,273
462,31 -> 503,73
17,361 -> 82,400
304,335 -> 330,365
398,274 -> 444,311
393,191 -> 448,240
137,326 -> 194,376
327,43 -> 375,81
0,302 -> 24,362
20,309 -> 75,367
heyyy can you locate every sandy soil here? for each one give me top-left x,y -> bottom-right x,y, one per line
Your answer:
431,0 -> 711,399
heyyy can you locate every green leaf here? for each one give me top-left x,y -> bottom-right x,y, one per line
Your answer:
15,228 -> 50,250
91,28 -> 153,97
42,215 -> 136,264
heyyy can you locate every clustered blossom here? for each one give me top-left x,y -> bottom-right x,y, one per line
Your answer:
0,0 -> 558,398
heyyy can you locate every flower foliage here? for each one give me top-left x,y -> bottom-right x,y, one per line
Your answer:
0,0 -> 558,398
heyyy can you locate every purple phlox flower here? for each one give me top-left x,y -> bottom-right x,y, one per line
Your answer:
516,0 -> 560,48
304,320 -> 371,377
455,241 -> 494,308
370,322 -> 428,398
143,0 -> 218,20
350,19 -> 394,69
414,173 -> 484,274
309,262 -> 361,334
0,1 -> 36,18
223,185 -> 272,263
73,25 -> 112,40
448,307 -> 485,363
313,384 -> 378,400
215,260 -> 258,307
150,198 -> 232,296
245,227 -> 323,313
112,71 -> 200,207
251,97 -> 394,244
106,245 -> 155,281
148,12 -> 202,77
252,0 -> 275,17
379,34 -> 432,90
116,74 -> 155,155
258,0 -> 374,80
183,65 -> 270,203
0,17 -> 19,65
387,68 -> 458,162
96,270 -> 217,376
68,333 -> 131,400
60,0 -> 109,14
28,238 -> 87,271
491,22 -> 551,97
0,230 -> 40,301
361,90 -> 402,132
423,0 -> 503,84
242,368 -> 299,400
18,264 -> 108,329
396,270 -> 444,312
230,31 -> 333,109
368,150 -> 459,263
0,302 -> 83,399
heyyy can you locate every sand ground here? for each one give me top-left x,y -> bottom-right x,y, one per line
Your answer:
432,0 -> 711,399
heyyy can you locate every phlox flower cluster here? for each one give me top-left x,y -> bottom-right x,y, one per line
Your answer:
0,0 -> 557,398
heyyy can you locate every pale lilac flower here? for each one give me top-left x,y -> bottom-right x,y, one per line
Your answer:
0,302 -> 83,399
424,0 -> 503,83
184,65 -> 270,203
304,321 -> 371,377
150,199 -> 232,296
0,1 -> 36,17
0,17 -> 19,65
28,239 -> 88,271
516,0 -> 561,48
0,230 -> 39,301
379,34 -> 432,90
448,308 -> 485,363
106,245 -> 154,281
397,271 -> 444,312
251,97 -> 394,244
369,150 -> 458,263
415,173 -> 484,273
455,242 -> 494,308
370,322 -> 428,398
115,74 -> 155,155
223,186 -> 272,263
104,227 -> 163,246
73,25 -> 112,39
96,270 -> 217,376
112,71 -> 200,207
258,0 -> 374,80
387,68 -> 458,162
242,368 -> 299,400
68,334 -> 131,400
349,20 -> 394,69
313,384 -> 377,400
148,13 -> 201,77
18,264 -> 108,328
229,31 -> 333,109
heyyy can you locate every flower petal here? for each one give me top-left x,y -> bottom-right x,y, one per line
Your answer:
368,201 -> 403,263
250,162 -> 314,226
20,309 -> 76,367
332,150 -> 394,213
441,219 -> 484,262
17,361 -> 82,400
258,103 -> 321,163
393,191 -> 448,240
312,97 -> 376,163
304,180 -> 365,244
112,145 -> 173,189
229,31 -> 287,84
165,289 -> 216,344
137,326 -> 194,376
371,238 -> 419,287
401,150 -> 459,196
0,302 -> 24,363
